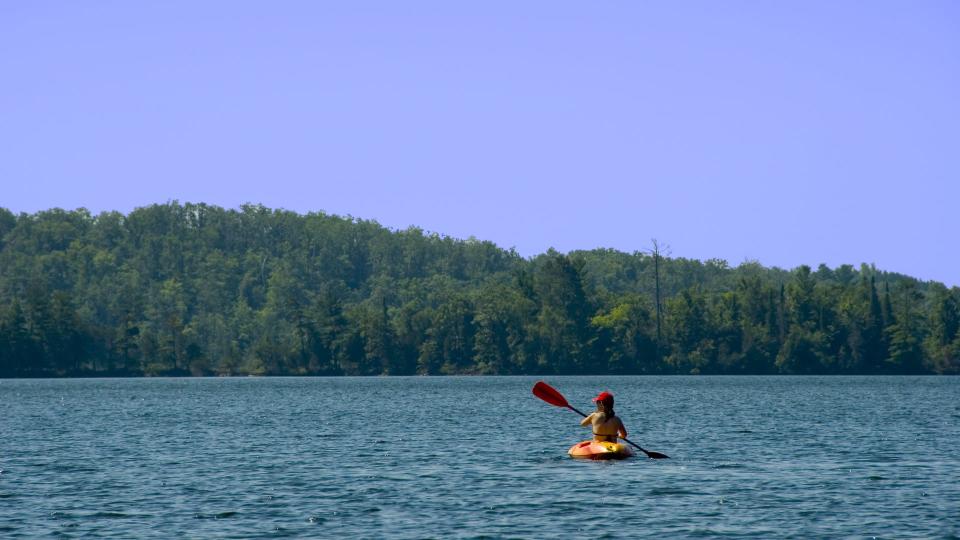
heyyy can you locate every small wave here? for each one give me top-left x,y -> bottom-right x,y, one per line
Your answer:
89,511 -> 141,519
713,463 -> 746,470
867,475 -> 886,481
484,501 -> 549,513
686,528 -> 737,537
193,511 -> 238,519
527,455 -> 567,464
51,465 -> 99,474
648,487 -> 702,496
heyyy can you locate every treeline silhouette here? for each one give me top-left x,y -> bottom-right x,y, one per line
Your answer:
0,203 -> 957,376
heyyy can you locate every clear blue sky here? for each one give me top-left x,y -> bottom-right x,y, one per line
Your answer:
2,2 -> 957,285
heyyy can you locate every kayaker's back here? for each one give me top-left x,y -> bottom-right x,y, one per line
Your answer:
584,412 -> 625,442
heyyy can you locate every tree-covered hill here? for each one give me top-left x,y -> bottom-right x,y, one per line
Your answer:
0,202 -> 957,376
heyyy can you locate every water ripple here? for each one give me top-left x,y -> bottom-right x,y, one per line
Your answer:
1,376 -> 958,538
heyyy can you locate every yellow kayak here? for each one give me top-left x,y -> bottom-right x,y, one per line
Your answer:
568,440 -> 633,460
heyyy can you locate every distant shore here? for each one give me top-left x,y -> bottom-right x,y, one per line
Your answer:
2,203 -> 958,378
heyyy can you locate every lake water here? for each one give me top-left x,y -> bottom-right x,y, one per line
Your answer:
1,376 -> 958,538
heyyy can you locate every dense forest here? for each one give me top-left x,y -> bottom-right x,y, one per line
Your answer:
0,203 -> 957,377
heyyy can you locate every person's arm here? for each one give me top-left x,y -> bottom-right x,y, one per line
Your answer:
580,412 -> 595,427
618,419 -> 628,438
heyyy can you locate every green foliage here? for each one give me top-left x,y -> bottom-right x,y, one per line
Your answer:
0,203 -> 955,375
590,295 -> 657,374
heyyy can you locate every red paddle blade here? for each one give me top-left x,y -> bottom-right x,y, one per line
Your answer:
532,381 -> 570,408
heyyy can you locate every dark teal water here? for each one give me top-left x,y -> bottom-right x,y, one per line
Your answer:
1,376 -> 958,538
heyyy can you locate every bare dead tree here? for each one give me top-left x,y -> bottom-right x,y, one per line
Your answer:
648,239 -> 671,357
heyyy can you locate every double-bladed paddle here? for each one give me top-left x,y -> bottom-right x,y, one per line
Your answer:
532,380 -> 670,459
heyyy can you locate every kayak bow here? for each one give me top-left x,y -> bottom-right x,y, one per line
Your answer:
568,440 -> 633,460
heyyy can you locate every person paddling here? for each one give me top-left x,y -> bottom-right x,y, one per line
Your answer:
580,391 -> 627,443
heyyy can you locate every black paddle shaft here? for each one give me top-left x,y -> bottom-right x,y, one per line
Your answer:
568,405 -> 589,418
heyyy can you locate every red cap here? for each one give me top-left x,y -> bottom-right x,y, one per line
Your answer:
591,391 -> 614,403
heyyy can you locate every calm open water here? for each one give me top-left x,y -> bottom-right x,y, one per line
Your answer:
1,376 -> 958,538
